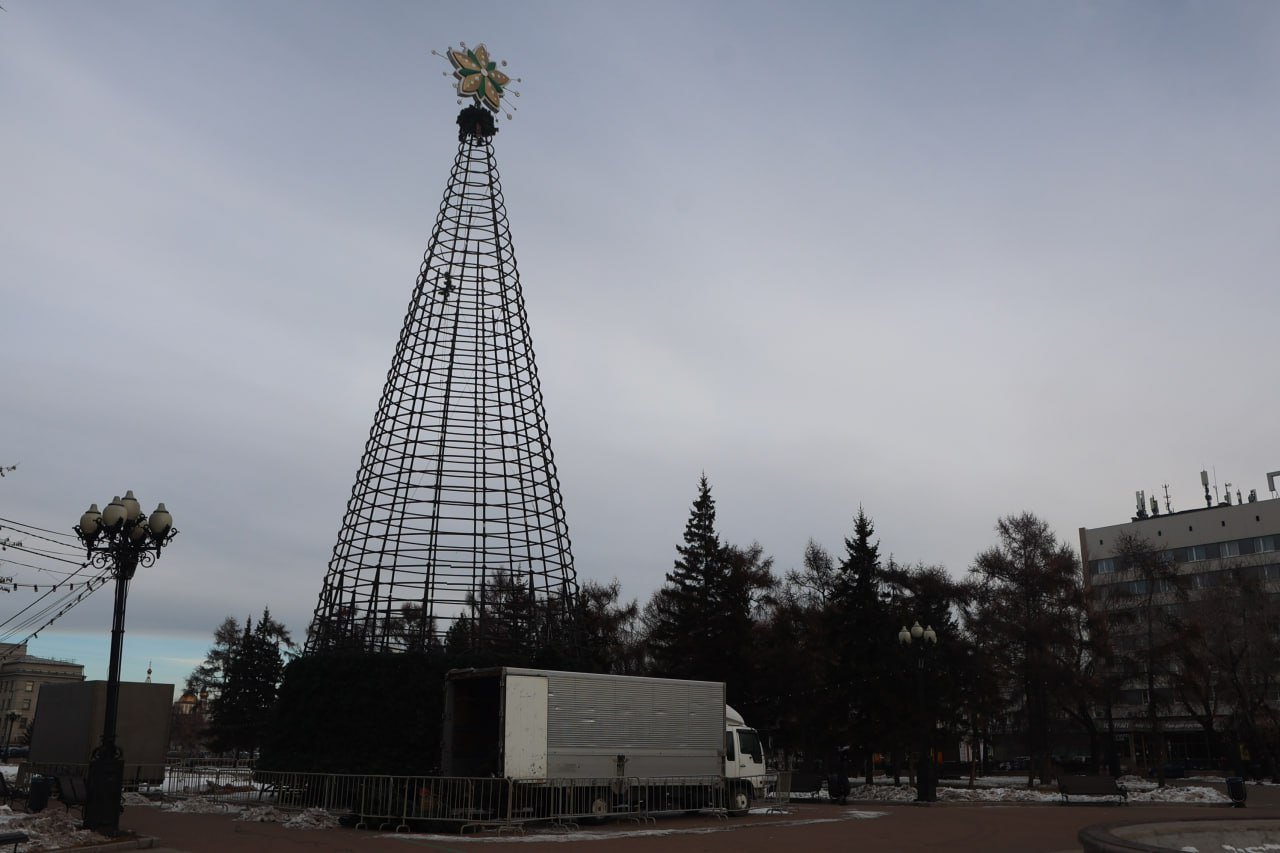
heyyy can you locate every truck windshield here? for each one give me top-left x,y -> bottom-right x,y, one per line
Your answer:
737,729 -> 763,763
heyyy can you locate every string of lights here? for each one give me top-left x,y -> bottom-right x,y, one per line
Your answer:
0,513 -> 107,650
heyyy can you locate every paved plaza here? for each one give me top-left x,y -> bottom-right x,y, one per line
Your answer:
115,780 -> 1280,853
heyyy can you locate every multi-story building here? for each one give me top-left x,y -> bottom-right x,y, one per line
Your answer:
0,642 -> 85,742
1079,471 -> 1280,769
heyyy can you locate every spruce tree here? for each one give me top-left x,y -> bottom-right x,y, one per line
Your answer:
829,507 -> 896,781
645,475 -> 723,680
644,476 -> 775,698
208,609 -> 286,756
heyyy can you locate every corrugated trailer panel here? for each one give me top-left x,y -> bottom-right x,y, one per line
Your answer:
545,672 -> 722,750
533,669 -> 724,779
444,667 -> 727,781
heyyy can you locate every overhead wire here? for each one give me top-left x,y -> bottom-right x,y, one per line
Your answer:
0,556 -> 87,578
0,514 -> 108,653
0,543 -> 88,566
0,517 -> 79,541
0,567 -> 111,648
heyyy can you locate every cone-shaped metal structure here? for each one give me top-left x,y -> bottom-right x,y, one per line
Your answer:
307,108 -> 577,654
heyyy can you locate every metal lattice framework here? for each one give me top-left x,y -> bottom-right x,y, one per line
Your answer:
307,108 -> 577,654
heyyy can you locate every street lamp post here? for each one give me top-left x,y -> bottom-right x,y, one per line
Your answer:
74,491 -> 176,835
898,620 -> 938,803
2,711 -> 16,761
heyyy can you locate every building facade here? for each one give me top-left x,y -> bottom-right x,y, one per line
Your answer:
0,642 -> 86,742
1079,476 -> 1280,769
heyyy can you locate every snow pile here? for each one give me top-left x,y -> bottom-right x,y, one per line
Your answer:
0,808 -> 107,851
1117,775 -> 1158,791
283,808 -> 340,830
791,776 -> 1232,804
234,804 -> 339,829
162,796 -> 243,814
238,805 -> 284,822
124,792 -> 159,806
939,786 -> 1058,803
1129,785 -> 1228,804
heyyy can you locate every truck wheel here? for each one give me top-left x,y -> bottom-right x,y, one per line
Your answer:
728,785 -> 750,816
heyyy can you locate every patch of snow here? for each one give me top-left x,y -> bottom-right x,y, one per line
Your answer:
162,796 -> 243,815
123,792 -> 159,806
5,807 -> 107,851
238,806 -> 284,822
283,808 -> 340,830
938,786 -> 1059,803
234,804 -> 338,829
1129,785 -> 1228,804
844,810 -> 888,819
797,778 -> 1227,805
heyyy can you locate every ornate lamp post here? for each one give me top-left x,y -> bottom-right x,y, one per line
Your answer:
2,711 -> 17,760
74,491 -> 176,835
898,620 -> 938,803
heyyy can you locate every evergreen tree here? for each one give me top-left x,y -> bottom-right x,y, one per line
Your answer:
576,579 -> 644,675
643,475 -> 775,697
207,609 -> 287,756
827,507 -> 897,781
645,474 -> 722,680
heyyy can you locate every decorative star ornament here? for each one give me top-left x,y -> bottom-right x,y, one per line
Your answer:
437,42 -> 520,116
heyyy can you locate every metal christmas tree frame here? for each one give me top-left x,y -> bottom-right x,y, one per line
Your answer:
307,45 -> 577,654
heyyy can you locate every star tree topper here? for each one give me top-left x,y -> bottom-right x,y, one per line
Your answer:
448,43 -> 512,113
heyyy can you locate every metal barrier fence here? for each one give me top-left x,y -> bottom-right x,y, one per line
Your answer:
766,771 -> 791,812
14,762 -> 736,834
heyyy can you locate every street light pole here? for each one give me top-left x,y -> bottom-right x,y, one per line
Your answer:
898,620 -> 938,803
2,711 -> 16,761
74,492 -> 176,836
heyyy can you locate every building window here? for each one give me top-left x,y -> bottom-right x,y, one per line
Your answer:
23,682 -> 32,693
1093,558 -> 1117,575
20,700 -> 29,711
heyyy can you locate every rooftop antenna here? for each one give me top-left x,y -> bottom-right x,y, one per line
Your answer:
1201,469 -> 1212,508
1268,471 -> 1280,498
1162,483 -> 1173,514
1135,490 -> 1148,519
1150,494 -> 1160,516
1224,482 -> 1233,506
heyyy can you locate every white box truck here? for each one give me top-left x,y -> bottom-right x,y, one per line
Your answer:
441,667 -> 767,814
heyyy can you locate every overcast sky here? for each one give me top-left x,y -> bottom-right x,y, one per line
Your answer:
3,1 -> 1279,689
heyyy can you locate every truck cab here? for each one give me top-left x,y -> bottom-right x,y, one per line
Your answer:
724,705 -> 767,813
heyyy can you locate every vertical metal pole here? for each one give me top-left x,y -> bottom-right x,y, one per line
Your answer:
84,554 -> 134,835
916,651 -> 936,802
